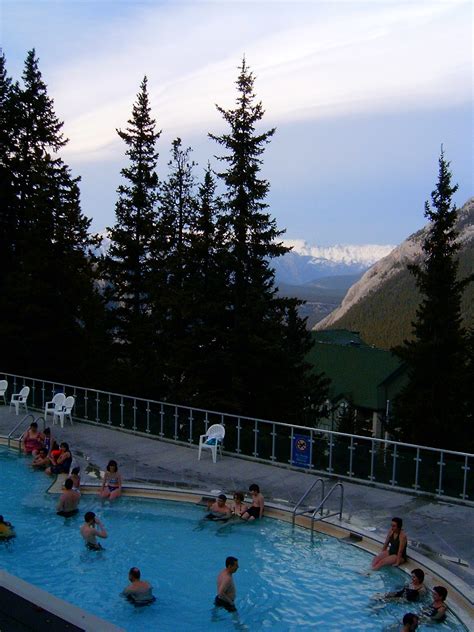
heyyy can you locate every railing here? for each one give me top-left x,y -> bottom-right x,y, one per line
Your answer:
310,482 -> 344,538
292,478 -> 326,526
1,372 -> 473,504
7,413 -> 34,449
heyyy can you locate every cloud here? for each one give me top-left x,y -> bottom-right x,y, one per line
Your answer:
21,0 -> 469,161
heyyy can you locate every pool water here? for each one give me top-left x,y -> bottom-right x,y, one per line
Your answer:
0,448 -> 466,631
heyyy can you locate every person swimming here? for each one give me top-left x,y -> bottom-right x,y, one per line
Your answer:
422,586 -> 448,622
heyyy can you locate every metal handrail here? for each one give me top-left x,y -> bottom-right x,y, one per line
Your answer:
292,478 -> 325,526
7,413 -> 35,449
311,482 -> 344,538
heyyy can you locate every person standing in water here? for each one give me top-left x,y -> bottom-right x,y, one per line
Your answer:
122,567 -> 155,606
214,556 -> 239,612
80,511 -> 107,550
57,478 -> 80,517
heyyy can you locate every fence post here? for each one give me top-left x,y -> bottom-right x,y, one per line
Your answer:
188,409 -> 193,443
84,389 -> 89,420
348,435 -> 355,477
119,396 -> 124,428
413,447 -> 421,490
107,394 -> 112,425
328,433 -> 334,473
146,401 -> 151,434
461,455 -> 469,500
95,392 -> 100,423
253,419 -> 258,458
159,403 -> 164,437
132,399 -> 137,432
369,439 -> 375,481
390,444 -> 398,486
270,423 -> 276,461
436,451 -> 445,496
236,416 -> 241,454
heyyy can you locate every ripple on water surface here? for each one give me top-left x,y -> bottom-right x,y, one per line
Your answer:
0,449 -> 467,631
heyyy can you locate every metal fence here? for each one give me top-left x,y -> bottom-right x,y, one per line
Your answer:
2,372 -> 473,504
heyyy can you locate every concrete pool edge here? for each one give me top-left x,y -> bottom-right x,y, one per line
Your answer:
0,569 -> 125,632
46,477 -> 474,630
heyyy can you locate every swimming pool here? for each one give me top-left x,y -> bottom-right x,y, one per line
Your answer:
0,448 -> 467,631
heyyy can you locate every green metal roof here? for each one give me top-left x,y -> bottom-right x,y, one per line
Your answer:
311,329 -> 369,346
308,331 -> 403,411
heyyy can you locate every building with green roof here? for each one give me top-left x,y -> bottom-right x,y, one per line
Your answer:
307,330 -> 407,435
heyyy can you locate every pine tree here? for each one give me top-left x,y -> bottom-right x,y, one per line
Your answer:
0,51 -> 17,297
101,76 -> 161,395
1,50 -> 105,383
393,149 -> 473,449
210,58 -> 328,419
151,138 -> 197,400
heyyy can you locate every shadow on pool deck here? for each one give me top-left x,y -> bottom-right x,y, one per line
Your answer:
1,406 -> 473,589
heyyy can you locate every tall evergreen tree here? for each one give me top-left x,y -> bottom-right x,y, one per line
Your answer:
1,49 -> 105,383
101,76 -> 161,395
392,149 -> 473,449
210,58 -> 328,420
151,138 -> 197,400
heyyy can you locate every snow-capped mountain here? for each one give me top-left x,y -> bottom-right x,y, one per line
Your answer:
273,241 -> 395,285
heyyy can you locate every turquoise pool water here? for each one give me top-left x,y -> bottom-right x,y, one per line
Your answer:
0,448 -> 466,631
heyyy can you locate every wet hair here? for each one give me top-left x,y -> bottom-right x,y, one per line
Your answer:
402,613 -> 418,625
64,478 -> 73,490
392,517 -> 403,529
52,441 -> 59,450
233,491 -> 245,502
71,467 -> 80,476
60,442 -> 70,451
106,459 -> 118,472
31,422 -> 38,430
412,568 -> 424,583
44,428 -> 51,436
0,516 -> 4,523
217,494 -> 227,502
84,511 -> 95,523
129,567 -> 141,580
225,556 -> 238,568
433,586 -> 448,601
249,483 -> 260,493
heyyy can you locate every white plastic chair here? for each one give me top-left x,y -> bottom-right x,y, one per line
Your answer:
10,386 -> 30,415
45,392 -> 66,421
0,380 -> 7,405
54,395 -> 75,428
198,424 -> 225,463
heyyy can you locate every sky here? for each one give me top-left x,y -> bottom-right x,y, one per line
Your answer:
1,0 -> 472,246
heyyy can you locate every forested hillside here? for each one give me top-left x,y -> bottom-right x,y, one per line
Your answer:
315,198 -> 474,349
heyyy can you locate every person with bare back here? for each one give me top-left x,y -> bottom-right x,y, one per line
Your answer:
241,483 -> 264,521
214,556 -> 239,612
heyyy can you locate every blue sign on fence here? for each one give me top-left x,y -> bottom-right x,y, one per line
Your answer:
291,433 -> 311,468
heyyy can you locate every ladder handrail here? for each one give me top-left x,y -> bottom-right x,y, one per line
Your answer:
292,478 -> 325,526
311,482 -> 344,537
8,413 -> 35,440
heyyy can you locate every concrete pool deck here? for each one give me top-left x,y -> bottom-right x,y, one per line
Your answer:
1,406 -> 473,597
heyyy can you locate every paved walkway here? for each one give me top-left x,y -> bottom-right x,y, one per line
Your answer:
1,407 -> 473,589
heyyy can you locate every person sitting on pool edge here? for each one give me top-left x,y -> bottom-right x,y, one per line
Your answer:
57,478 -> 80,517
421,586 -> 448,623
0,515 -> 15,540
206,494 -> 232,520
401,612 -> 419,631
241,483 -> 264,521
215,556 -> 239,612
80,511 -> 107,550
383,568 -> 426,602
32,447 -> 50,470
99,459 -> 122,501
231,491 -> 248,517
122,567 -> 155,606
45,442 -> 73,476
371,517 -> 407,570
22,421 -> 44,456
